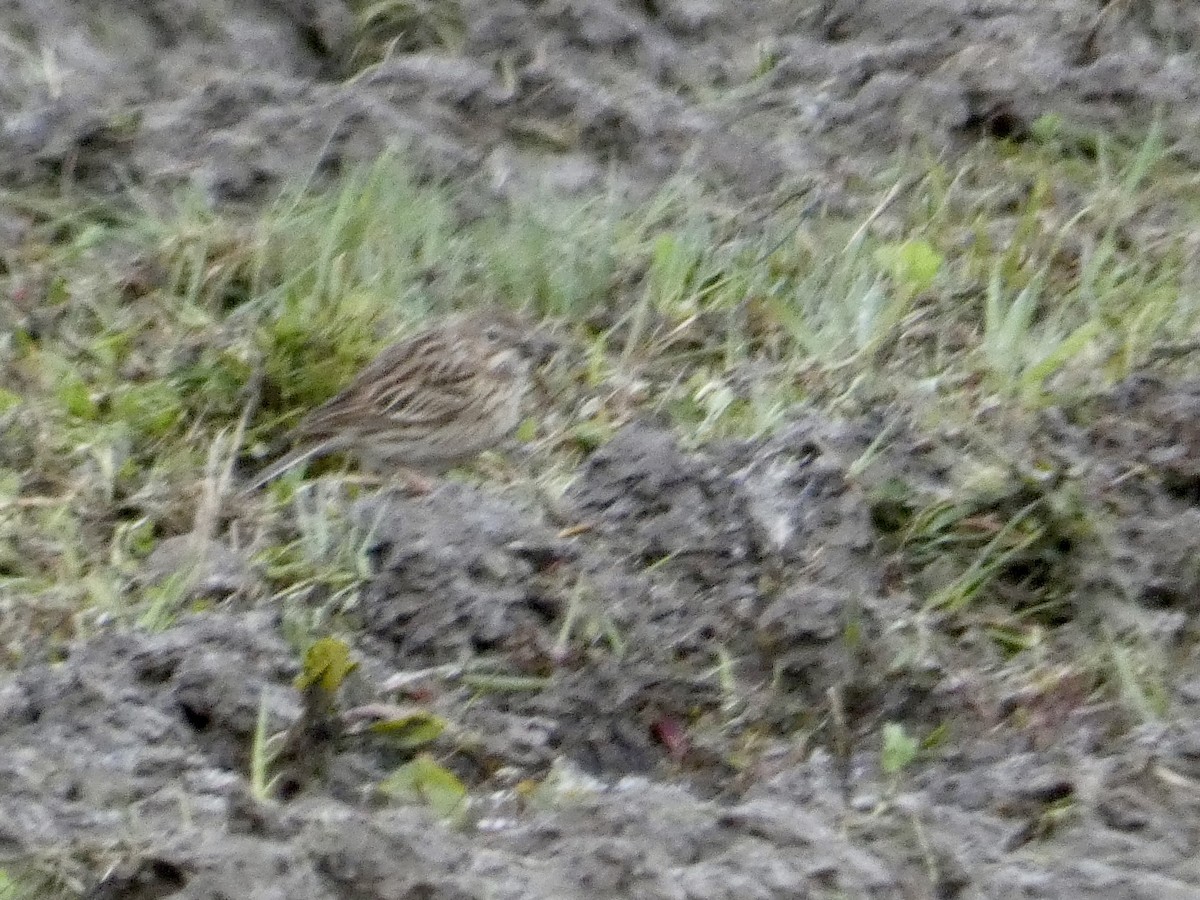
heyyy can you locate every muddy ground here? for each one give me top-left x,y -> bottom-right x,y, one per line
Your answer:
2,0 -> 1199,207
3,1 -> 1200,898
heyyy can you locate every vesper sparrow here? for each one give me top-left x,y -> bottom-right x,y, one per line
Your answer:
245,309 -> 554,491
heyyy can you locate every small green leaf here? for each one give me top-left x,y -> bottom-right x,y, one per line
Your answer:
369,710 -> 447,750
881,722 -> 919,775
250,688 -> 282,801
459,673 -> 552,693
874,240 -> 943,296
751,43 -> 781,80
1030,113 -> 1063,145
514,416 -> 538,443
1019,319 -> 1103,401
568,420 -> 612,451
921,722 -> 950,751
0,471 -> 19,500
296,637 -> 357,693
378,754 -> 467,817
112,382 -> 185,437
45,276 -> 70,305
843,617 -> 862,651
57,373 -> 97,420
0,388 -> 20,413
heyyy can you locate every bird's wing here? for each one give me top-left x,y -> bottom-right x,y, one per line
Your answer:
296,330 -> 478,438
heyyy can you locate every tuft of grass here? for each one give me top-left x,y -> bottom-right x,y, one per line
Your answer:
1,122 -> 1198,683
553,579 -> 626,660
249,688 -> 285,801
0,863 -> 78,900
872,454 -> 1089,648
1103,631 -> 1170,724
348,0 -> 466,69
258,480 -> 384,631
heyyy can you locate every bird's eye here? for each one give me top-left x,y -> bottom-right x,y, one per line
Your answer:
483,326 -> 502,342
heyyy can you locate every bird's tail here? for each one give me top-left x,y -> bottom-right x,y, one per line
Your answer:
240,443 -> 331,494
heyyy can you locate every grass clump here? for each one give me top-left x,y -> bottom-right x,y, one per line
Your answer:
347,0 -> 466,70
0,122 -> 1196,677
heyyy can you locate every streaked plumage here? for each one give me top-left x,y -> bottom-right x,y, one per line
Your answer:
245,310 -> 552,491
